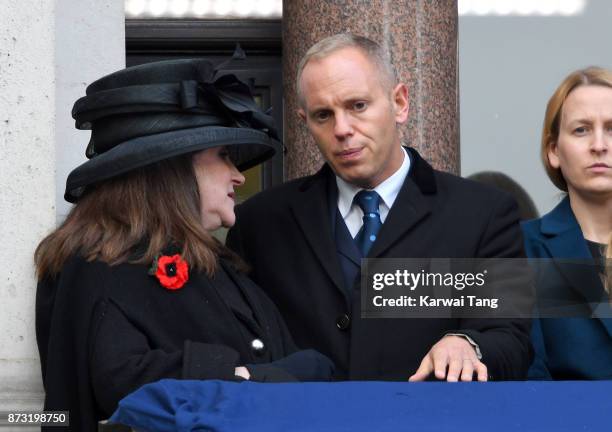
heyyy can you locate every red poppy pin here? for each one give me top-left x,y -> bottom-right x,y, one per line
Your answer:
149,254 -> 189,290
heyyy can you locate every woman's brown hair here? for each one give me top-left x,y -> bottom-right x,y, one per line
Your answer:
35,153 -> 239,280
541,67 -> 612,191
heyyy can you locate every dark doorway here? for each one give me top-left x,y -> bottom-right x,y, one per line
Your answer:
126,18 -> 283,196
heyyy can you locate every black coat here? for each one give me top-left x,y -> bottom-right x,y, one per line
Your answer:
227,147 -> 533,381
36,255 -> 333,431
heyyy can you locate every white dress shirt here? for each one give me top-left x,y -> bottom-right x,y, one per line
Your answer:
336,147 -> 411,238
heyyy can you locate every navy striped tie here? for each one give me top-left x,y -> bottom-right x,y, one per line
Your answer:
354,190 -> 383,256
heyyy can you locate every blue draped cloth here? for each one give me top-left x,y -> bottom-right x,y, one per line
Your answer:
110,379 -> 610,431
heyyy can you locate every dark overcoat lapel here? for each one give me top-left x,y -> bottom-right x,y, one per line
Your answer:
289,164 -> 348,300
370,147 -> 435,258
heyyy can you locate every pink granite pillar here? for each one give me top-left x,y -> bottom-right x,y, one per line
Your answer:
283,0 -> 459,179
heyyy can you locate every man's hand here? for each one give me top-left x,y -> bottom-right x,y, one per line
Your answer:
408,335 -> 488,382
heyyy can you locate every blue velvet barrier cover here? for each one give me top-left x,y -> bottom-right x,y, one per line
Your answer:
110,379 -> 610,431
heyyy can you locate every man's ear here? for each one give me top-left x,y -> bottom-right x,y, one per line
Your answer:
297,107 -> 307,122
392,83 -> 409,124
547,140 -> 560,169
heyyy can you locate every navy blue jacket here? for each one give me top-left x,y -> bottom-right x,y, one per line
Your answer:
522,196 -> 612,379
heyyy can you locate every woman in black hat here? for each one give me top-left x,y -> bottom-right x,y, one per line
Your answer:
34,58 -> 334,431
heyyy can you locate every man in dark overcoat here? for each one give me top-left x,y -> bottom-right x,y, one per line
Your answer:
227,33 -> 532,381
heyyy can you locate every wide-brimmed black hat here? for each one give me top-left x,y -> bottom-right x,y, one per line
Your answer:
65,55 -> 280,202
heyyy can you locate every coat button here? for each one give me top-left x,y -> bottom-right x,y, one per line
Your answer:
336,314 -> 350,330
251,338 -> 266,356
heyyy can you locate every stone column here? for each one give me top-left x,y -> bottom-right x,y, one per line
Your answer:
0,0 -> 124,421
283,0 -> 459,179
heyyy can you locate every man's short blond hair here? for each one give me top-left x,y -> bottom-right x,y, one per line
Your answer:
296,33 -> 397,107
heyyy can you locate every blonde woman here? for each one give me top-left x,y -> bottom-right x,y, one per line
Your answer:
522,67 -> 612,380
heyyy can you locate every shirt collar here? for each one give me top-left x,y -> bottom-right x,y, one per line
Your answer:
336,146 -> 411,217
